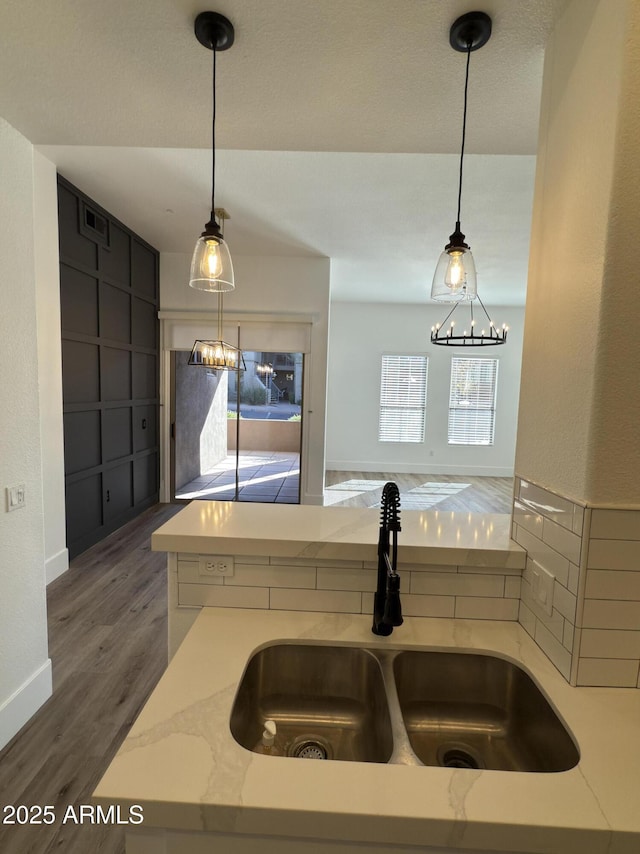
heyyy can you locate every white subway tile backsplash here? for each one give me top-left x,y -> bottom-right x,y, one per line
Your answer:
587,539 -> 640,571
512,500 -> 544,537
521,576 -> 565,641
276,556 -> 364,569
462,564 -> 523,576
580,628 -> 640,659
582,599 -> 640,630
534,621 -> 572,681
227,563 -> 316,589
563,621 -> 575,653
400,594 -> 455,618
410,572 -> 504,598
577,658 -> 640,688
455,597 -> 519,621
585,569 -> 640,601
317,567 -> 376,592
590,509 -> 640,541
513,526 -> 570,587
505,577 -> 522,599
542,518 -> 582,564
552,582 -> 577,622
514,483 -> 640,687
178,584 -> 269,609
568,563 -> 580,596
572,505 -> 585,536
384,562 -> 457,573
518,481 -> 575,530
234,555 -> 270,565
269,588 -> 362,614
519,601 -> 536,638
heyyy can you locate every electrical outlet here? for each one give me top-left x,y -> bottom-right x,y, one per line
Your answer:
531,560 -> 554,616
199,555 -> 234,577
6,484 -> 26,512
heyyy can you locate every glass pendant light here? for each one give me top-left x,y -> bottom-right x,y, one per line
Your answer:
431,12 -> 492,303
188,211 -> 245,370
189,12 -> 235,292
429,12 -> 507,348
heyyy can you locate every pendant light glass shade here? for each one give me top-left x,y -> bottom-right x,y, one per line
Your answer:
189,234 -> 235,292
431,244 -> 477,302
431,13 -> 490,303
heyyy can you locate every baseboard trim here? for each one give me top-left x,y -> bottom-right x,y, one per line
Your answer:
302,492 -> 325,506
46,547 -> 69,585
326,461 -> 514,477
0,658 -> 52,752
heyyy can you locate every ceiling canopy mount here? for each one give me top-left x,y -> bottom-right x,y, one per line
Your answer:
449,11 -> 492,53
194,11 -> 235,52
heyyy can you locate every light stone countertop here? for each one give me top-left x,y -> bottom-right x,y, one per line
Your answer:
94,607 -> 640,854
151,501 -> 525,567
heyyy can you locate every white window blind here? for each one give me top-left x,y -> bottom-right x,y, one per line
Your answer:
448,357 -> 498,445
379,354 -> 428,443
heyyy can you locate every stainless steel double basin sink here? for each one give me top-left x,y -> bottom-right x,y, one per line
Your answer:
230,643 -> 579,772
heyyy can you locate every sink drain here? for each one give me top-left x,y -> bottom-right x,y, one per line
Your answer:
436,743 -> 484,770
287,735 -> 332,760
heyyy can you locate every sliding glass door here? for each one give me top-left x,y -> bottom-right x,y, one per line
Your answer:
171,340 -> 303,505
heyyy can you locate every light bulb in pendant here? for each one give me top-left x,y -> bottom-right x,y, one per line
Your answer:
205,239 -> 223,278
444,251 -> 465,290
189,232 -> 234,292
431,237 -> 477,302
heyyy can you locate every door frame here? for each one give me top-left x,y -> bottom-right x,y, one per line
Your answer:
158,311 -> 316,505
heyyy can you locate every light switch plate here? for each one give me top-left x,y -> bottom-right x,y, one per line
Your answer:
6,484 -> 26,512
531,560 -> 554,616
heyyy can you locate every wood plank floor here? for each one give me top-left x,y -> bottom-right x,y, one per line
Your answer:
325,471 -> 514,513
0,503 -> 181,854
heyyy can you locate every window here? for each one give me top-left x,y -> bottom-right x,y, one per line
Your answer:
379,354 -> 428,443
448,357 -> 498,445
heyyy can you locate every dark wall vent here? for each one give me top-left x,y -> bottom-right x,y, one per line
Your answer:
80,202 -> 110,247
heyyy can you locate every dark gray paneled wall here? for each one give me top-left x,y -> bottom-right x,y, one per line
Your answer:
58,176 -> 159,559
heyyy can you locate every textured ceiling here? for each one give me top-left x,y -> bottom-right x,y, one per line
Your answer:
2,0 -> 570,304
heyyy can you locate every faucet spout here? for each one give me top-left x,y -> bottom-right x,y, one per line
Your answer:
372,482 -> 403,636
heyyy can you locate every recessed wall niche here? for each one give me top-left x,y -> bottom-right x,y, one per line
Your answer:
58,176 -> 159,559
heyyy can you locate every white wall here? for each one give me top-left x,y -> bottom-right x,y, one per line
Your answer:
326,302 -> 524,476
0,118 -> 51,751
515,0 -> 640,505
160,253 -> 331,503
34,150 -> 68,583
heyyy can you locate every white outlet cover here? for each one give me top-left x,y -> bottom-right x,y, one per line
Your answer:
199,555 -> 235,577
532,560 -> 554,617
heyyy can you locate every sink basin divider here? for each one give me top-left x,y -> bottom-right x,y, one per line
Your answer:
372,649 -> 423,767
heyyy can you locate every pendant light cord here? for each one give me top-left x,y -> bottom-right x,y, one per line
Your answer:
456,45 -> 472,226
211,46 -> 217,218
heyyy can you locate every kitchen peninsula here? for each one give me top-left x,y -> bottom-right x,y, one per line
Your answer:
149,501 -> 527,656
92,502 -> 640,853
